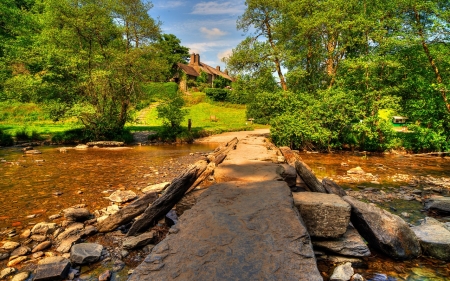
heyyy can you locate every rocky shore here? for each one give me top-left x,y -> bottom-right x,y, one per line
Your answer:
1,131 -> 450,281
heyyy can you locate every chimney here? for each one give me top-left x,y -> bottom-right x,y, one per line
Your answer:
216,66 -> 221,71
195,54 -> 200,65
189,53 -> 196,65
224,69 -> 229,75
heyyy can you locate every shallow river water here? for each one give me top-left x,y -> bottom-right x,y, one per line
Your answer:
1,146 -> 450,280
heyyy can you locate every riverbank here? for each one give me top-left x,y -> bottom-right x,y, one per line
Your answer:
1,131 -> 449,281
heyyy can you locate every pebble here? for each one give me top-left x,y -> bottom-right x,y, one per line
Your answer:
11,271 -> 30,281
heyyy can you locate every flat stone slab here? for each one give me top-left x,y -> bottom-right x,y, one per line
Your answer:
293,192 -> 351,238
411,217 -> 450,261
129,181 -> 322,281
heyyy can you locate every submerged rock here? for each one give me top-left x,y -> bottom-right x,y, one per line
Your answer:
343,196 -> 421,260
411,217 -> 450,261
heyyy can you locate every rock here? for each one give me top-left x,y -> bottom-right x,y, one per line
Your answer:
107,190 -> 137,203
7,256 -> 28,267
56,225 -> 97,253
411,217 -> 450,260
32,251 -> 45,259
20,229 -> 31,239
10,246 -> 31,258
347,167 -> 366,175
67,268 -> 79,280
0,268 -> 17,279
32,222 -> 58,235
351,274 -> 365,281
343,196 -> 421,260
25,149 -> 42,154
0,252 -> 10,260
142,182 -> 171,193
312,225 -> 371,257
31,234 -> 47,242
293,192 -> 351,238
56,235 -> 81,253
322,178 -> 347,197
63,208 -> 91,221
99,270 -> 111,281
70,243 -> 103,264
11,271 -> 30,281
165,210 -> 178,226
330,262 -> 354,281
34,257 -> 71,281
122,231 -> 156,250
424,197 -> 450,214
1,241 -> 20,251
49,214 -> 62,220
75,144 -> 88,149
57,223 -> 84,241
32,241 -> 52,253
276,164 -> 297,187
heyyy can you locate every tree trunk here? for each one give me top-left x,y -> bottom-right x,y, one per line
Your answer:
295,160 -> 326,193
127,160 -> 208,236
97,192 -> 159,233
279,146 -> 302,166
186,162 -> 216,194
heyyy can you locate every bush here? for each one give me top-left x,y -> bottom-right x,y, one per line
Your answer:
143,82 -> 178,100
156,90 -> 187,128
399,124 -> 449,152
51,128 -> 87,144
0,129 -> 14,146
247,91 -> 301,124
15,128 -> 30,141
205,88 -> 229,101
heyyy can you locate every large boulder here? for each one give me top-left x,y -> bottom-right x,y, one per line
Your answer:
343,196 -> 421,260
411,217 -> 450,261
293,192 -> 351,238
34,257 -> 71,281
70,243 -> 103,264
424,197 -> 450,214
312,225 -> 371,257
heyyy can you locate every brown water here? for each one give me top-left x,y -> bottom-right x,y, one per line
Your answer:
0,143 -> 217,232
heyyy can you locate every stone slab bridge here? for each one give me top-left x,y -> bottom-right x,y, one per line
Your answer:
129,131 -> 324,280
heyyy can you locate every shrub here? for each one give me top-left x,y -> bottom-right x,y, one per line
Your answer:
205,88 -> 229,102
247,91 -> 301,124
51,128 -> 87,144
15,128 -> 30,141
399,124 -> 449,152
156,90 -> 187,128
0,129 -> 14,146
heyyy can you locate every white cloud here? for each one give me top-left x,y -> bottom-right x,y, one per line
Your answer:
217,49 -> 232,61
200,27 -> 227,39
192,1 -> 245,15
154,1 -> 185,9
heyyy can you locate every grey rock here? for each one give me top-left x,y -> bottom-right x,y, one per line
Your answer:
67,268 -> 79,280
56,225 -> 97,253
107,190 -> 137,203
276,164 -> 297,187
122,231 -> 156,250
351,273 -> 365,281
63,208 -> 91,222
1,241 -> 20,251
330,262 -> 354,281
424,197 -> 450,213
0,267 -> 17,279
70,243 -> 103,264
34,257 -> 71,281
129,181 -> 323,281
32,241 -> 52,253
56,235 -> 81,253
322,178 -> 347,197
32,222 -> 57,235
411,217 -> 450,260
312,225 -> 371,257
293,192 -> 351,238
56,223 -> 84,241
10,246 -> 31,258
11,271 -> 30,281
343,196 -> 421,260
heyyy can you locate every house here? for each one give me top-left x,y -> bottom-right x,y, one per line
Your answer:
174,53 -> 233,92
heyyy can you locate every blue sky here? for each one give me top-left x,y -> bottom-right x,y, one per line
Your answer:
150,0 -> 247,70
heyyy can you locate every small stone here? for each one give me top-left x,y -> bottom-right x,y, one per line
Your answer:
20,229 -> 31,238
32,222 -> 57,235
70,243 -> 103,264
0,268 -> 17,279
107,190 -> 137,203
121,250 -> 129,258
32,241 -> 52,253
63,208 -> 91,222
347,167 -> 366,175
49,214 -> 62,220
1,241 -> 20,251
330,262 -> 354,281
67,268 -> 79,280
99,270 -> 111,281
122,231 -> 155,250
11,271 -> 30,281
31,234 -> 47,242
10,246 -> 31,258
0,252 -> 10,260
7,256 -> 28,267
351,273 -> 365,281
32,251 -> 45,259
142,182 -> 171,193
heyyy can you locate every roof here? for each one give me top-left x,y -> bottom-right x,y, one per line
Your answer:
177,63 -> 199,77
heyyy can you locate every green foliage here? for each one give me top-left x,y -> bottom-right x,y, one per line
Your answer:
247,91 -> 301,124
205,88 -> 229,102
399,124 -> 449,153
212,75 -> 230,89
196,71 -> 208,84
0,129 -> 14,146
156,90 -> 187,128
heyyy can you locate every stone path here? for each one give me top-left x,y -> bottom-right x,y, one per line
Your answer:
129,131 -> 323,281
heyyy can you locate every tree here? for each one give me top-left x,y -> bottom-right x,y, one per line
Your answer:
156,33 -> 190,80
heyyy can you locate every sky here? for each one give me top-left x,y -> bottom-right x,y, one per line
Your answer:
150,0 -> 247,70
